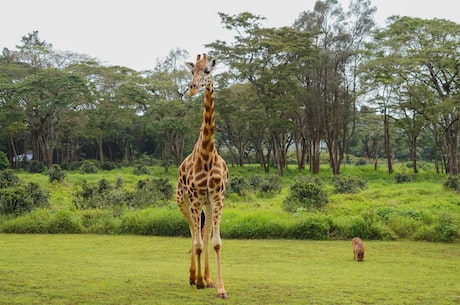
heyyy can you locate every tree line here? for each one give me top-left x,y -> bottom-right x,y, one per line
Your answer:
1,0 -> 459,175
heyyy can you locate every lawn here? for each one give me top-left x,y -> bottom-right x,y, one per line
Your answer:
0,234 -> 458,305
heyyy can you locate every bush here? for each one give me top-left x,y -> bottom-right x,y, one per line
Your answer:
287,215 -> 331,240
73,177 -> 173,210
48,210 -> 83,234
133,164 -> 150,175
129,178 -> 173,208
259,174 -> 282,193
0,170 -> 20,188
0,151 -> 9,170
355,158 -> 367,166
331,175 -> 367,193
283,175 -> 328,212
396,173 -> 412,183
443,176 -> 459,192
118,208 -> 189,236
28,160 -> 46,173
226,176 -> 248,196
48,164 -> 65,183
0,182 -> 49,215
79,160 -> 99,174
221,212 -> 286,239
434,213 -> 458,242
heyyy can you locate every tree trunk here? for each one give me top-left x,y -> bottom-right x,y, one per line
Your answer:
445,121 -> 459,176
384,114 -> 393,174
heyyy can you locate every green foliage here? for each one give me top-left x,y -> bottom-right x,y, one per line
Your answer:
443,176 -> 459,191
79,160 -> 99,174
395,173 -> 412,183
132,164 -> 150,175
283,175 -> 328,212
0,151 -> 9,170
128,178 -> 173,208
227,174 -> 282,196
118,208 -> 188,236
0,170 -> 49,215
48,164 -> 65,183
73,177 -> 173,210
331,175 -> 367,193
257,174 -> 282,193
286,214 -> 331,240
0,170 -> 19,188
28,160 -> 46,173
226,176 -> 248,196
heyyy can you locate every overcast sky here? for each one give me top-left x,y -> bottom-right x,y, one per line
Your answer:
2,0 -> 459,71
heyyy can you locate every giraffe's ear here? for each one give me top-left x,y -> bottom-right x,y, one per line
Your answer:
210,58 -> 217,70
184,62 -> 194,72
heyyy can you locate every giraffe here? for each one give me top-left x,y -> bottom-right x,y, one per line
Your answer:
177,53 -> 229,299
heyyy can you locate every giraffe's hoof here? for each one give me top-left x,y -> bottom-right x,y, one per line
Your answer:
217,292 -> 228,299
196,283 -> 206,289
189,279 -> 195,286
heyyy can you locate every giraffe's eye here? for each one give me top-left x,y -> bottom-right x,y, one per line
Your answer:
204,68 -> 211,74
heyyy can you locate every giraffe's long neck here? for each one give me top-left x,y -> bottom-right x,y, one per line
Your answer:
198,83 -> 215,159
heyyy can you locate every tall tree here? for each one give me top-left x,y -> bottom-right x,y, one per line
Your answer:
208,12 -> 313,175
364,16 -> 460,175
295,0 -> 376,175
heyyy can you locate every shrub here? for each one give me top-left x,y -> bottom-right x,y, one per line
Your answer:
443,176 -> 459,192
434,212 -> 458,242
79,160 -> 99,174
355,158 -> 367,166
283,175 -> 328,212
0,169 -> 20,188
48,210 -> 82,234
133,164 -> 150,175
221,212 -> 286,239
48,164 -> 65,183
129,178 -> 173,208
1,209 -> 52,233
0,182 -> 49,215
28,160 -> 46,173
259,174 -> 282,193
0,151 -> 9,170
118,208 -> 189,236
101,161 -> 118,171
395,173 -> 412,183
287,215 -> 331,240
226,176 -> 248,196
331,175 -> 367,193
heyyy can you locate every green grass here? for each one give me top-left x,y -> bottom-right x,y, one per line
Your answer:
0,234 -> 458,304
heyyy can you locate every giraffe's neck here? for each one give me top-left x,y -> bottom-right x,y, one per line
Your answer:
198,83 -> 215,158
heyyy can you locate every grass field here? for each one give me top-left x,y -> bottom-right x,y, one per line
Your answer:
0,234 -> 459,304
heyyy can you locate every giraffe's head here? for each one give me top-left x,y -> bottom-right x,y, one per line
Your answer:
185,54 -> 216,96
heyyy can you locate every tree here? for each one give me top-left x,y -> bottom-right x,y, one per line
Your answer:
12,68 -> 89,165
208,12 -> 313,175
364,16 -> 460,175
294,0 -> 376,175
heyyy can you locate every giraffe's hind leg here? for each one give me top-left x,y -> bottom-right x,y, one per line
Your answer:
203,205 -> 214,288
176,184 -> 197,286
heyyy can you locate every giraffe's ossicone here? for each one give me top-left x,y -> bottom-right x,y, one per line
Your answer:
177,54 -> 229,299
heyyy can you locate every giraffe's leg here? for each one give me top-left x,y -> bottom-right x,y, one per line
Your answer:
176,185 -> 197,286
203,205 -> 214,288
190,202 -> 205,289
189,226 -> 197,285
212,199 -> 228,299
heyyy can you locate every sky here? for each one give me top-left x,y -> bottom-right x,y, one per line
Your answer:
1,0 -> 459,71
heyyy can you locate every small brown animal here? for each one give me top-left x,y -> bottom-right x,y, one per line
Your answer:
352,237 -> 365,262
